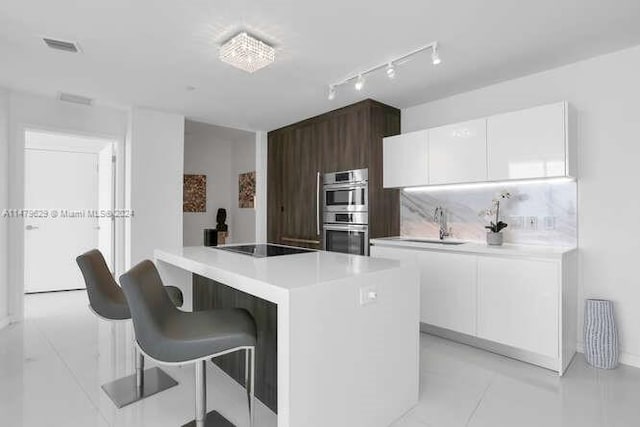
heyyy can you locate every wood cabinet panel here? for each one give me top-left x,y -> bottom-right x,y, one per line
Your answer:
268,99 -> 400,248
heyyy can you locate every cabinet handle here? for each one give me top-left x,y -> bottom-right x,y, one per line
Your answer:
316,171 -> 321,236
282,236 -> 321,245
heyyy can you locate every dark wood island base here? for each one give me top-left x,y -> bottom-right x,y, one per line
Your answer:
193,274 -> 278,413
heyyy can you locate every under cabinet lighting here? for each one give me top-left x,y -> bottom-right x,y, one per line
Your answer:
403,177 -> 575,192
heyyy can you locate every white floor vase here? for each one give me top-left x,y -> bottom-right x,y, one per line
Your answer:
584,299 -> 619,369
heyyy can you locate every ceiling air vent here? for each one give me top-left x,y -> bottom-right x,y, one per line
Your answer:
43,38 -> 80,53
58,92 -> 93,106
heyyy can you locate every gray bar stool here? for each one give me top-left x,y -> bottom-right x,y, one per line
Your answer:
120,260 -> 257,427
76,249 -> 183,408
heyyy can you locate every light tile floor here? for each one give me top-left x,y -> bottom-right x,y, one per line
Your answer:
1,291 -> 639,427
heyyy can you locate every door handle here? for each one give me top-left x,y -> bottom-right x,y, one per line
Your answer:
316,171 -> 321,236
25,225 -> 39,231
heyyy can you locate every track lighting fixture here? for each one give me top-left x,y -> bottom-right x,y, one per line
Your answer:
431,43 -> 441,65
327,41 -> 441,99
328,85 -> 336,100
386,63 -> 396,79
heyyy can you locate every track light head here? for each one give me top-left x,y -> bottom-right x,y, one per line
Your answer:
328,85 -> 336,100
386,63 -> 396,79
354,74 -> 365,91
431,43 -> 442,65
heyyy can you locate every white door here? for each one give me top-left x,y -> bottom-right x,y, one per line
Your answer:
24,149 -> 100,292
476,256 -> 559,358
383,130 -> 429,188
428,119 -> 488,184
487,102 -> 567,180
417,251 -> 477,335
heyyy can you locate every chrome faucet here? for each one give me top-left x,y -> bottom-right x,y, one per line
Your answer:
434,206 -> 451,240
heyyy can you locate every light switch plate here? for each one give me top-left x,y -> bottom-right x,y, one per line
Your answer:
509,216 -> 524,229
544,216 -> 556,230
360,285 -> 378,306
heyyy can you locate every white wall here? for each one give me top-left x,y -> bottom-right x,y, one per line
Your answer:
255,131 -> 268,243
0,89 -> 9,329
183,120 -> 256,246
126,107 -> 184,267
7,90 -> 128,322
402,44 -> 640,367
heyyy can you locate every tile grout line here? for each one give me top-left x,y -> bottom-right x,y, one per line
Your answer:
464,373 -> 496,426
31,317 -> 112,426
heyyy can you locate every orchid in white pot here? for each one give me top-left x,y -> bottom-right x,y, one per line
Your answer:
480,190 -> 512,245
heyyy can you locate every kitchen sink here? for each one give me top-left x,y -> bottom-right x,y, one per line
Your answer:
395,238 -> 466,246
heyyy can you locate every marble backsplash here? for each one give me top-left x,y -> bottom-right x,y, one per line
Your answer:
400,181 -> 577,246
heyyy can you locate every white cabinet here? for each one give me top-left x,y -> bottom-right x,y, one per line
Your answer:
383,130 -> 428,188
383,102 -> 572,187
487,102 -> 567,180
428,119 -> 487,184
370,241 -> 577,374
417,251 -> 477,335
370,245 -> 415,261
476,257 -> 559,358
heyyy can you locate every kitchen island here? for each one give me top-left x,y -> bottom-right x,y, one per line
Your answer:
155,245 -> 420,427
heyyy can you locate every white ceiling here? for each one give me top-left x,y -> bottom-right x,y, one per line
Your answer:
1,0 -> 640,131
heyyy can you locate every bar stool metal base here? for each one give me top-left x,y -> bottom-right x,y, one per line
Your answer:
101,367 -> 178,409
181,411 -> 235,427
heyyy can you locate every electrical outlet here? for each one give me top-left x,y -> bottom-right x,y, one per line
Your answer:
527,216 -> 538,230
544,216 -> 556,230
360,285 -> 378,306
509,216 -> 524,230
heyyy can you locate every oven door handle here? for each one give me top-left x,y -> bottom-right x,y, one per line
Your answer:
323,224 -> 368,232
324,182 -> 367,190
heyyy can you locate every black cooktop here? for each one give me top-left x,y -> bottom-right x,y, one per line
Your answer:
216,244 -> 315,258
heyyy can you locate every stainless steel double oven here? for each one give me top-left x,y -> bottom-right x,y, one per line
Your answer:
322,169 -> 369,256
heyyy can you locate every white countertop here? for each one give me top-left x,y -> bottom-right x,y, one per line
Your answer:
370,237 -> 576,259
155,245 -> 407,303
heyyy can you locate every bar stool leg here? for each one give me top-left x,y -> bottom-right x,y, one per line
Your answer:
195,360 -> 207,427
136,349 -> 144,394
183,360 -> 234,426
249,348 -> 255,427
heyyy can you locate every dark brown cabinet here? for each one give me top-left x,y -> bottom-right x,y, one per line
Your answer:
268,99 -> 401,249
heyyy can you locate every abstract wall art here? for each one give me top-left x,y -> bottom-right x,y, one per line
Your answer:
183,174 -> 207,212
238,171 -> 256,208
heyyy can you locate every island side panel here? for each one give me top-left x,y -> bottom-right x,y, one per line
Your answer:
193,274 -> 279,414
288,264 -> 420,427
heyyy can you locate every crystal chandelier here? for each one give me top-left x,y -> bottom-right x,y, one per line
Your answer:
219,32 -> 275,73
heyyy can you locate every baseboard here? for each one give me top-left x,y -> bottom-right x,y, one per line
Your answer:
0,316 -> 11,331
421,323 -> 561,374
576,343 -> 640,369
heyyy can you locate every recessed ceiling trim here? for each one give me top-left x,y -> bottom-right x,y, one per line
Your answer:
43,38 -> 80,53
